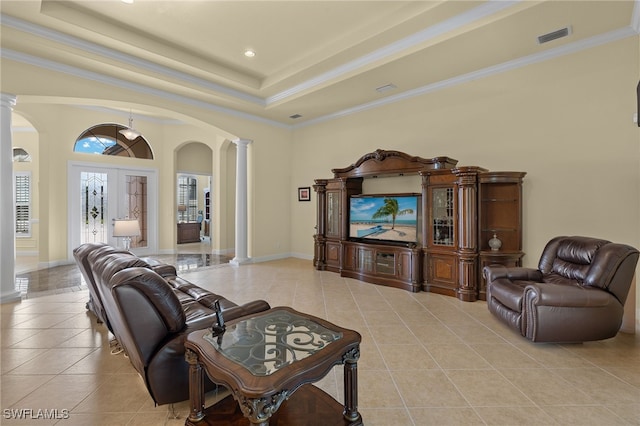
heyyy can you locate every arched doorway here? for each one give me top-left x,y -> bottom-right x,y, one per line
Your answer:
68,123 -> 158,256
176,142 -> 213,250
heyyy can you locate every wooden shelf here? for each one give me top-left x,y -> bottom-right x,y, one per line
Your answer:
341,240 -> 421,292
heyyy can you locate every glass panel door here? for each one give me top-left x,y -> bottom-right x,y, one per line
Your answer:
80,171 -> 111,245
326,191 -> 340,238
431,187 -> 455,246
358,247 -> 374,273
121,173 -> 149,250
69,163 -> 157,258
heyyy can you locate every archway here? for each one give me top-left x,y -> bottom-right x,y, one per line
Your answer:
176,142 -> 213,248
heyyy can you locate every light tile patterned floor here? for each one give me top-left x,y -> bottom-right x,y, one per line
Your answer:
2,258 -> 639,425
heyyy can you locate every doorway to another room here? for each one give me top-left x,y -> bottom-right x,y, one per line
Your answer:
177,173 -> 212,247
68,163 -> 158,257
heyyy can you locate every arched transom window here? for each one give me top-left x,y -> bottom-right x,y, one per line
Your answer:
74,123 -> 153,159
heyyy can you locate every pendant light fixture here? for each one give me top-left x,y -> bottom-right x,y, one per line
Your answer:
119,110 -> 142,141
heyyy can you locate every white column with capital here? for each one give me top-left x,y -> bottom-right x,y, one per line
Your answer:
1,93 -> 21,303
230,138 -> 251,265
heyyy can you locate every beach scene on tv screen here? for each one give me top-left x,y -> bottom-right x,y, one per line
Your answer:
350,196 -> 418,242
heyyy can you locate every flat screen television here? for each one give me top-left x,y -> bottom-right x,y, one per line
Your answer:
349,193 -> 421,245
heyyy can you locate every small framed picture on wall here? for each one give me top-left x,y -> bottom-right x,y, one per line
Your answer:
298,187 -> 311,202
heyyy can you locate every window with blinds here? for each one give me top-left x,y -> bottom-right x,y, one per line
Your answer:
177,175 -> 197,222
15,172 -> 31,236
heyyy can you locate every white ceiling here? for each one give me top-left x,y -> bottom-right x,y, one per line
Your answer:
1,0 -> 639,127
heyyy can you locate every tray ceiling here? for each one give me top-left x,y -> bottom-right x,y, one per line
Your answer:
1,0 -> 638,126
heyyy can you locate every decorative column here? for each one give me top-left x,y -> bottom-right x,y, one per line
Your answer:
454,167 -> 484,302
312,180 -> 327,269
0,93 -> 21,304
230,138 -> 251,265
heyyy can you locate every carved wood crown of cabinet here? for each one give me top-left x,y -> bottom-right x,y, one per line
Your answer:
331,149 -> 458,178
313,149 -> 525,302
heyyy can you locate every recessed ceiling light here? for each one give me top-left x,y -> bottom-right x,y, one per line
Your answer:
244,50 -> 256,58
289,114 -> 303,119
121,0 -> 134,4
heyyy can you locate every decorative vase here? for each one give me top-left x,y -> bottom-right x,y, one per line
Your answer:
488,233 -> 502,251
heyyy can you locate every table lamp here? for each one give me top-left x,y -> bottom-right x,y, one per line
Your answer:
113,218 -> 141,250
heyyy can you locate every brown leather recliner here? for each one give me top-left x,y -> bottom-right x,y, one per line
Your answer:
73,243 -> 178,331
73,243 -> 130,330
104,266 -> 271,405
73,243 -> 271,405
484,236 -> 639,343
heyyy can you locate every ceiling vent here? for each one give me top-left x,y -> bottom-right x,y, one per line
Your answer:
537,26 -> 571,44
289,114 -> 303,119
376,83 -> 397,93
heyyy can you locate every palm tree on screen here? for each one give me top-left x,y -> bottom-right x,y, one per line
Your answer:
371,198 -> 414,230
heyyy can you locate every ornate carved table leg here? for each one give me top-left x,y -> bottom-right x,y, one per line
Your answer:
185,348 -> 205,422
234,390 -> 289,426
237,391 -> 289,426
343,345 -> 361,423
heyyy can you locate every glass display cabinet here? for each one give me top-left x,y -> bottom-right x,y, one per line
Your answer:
423,170 -> 460,297
431,187 -> 455,246
313,178 -> 362,272
326,190 -> 341,239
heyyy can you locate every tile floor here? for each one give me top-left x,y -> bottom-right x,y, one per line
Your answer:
14,242 -> 230,297
2,256 -> 640,425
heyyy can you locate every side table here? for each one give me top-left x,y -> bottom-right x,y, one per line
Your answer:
184,306 -> 362,425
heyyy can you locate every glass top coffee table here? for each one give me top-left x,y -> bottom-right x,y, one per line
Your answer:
185,306 -> 362,425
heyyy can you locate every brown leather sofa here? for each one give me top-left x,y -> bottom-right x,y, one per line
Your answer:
73,243 -> 129,330
73,243 -> 179,331
484,236 -> 639,343
73,243 -> 271,405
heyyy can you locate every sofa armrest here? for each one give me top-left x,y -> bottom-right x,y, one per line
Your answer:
484,265 -> 543,283
524,282 -> 615,308
184,300 -> 271,332
185,313 -> 218,331
222,300 -> 271,322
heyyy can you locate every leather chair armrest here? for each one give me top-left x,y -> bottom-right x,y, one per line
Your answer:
184,314 -> 218,331
524,282 -> 615,308
186,300 -> 271,334
221,300 -> 271,322
184,300 -> 271,332
484,265 -> 543,283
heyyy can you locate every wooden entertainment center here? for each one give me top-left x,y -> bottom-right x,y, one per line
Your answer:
313,149 -> 525,302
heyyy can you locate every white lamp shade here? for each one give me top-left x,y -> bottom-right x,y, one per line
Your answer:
113,219 -> 141,237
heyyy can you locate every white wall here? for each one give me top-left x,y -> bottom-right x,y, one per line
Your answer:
12,128 -> 39,254
5,31 -> 639,328
292,37 -> 639,260
291,36 -> 640,328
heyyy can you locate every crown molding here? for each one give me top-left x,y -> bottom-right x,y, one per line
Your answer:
3,2 -> 521,110
265,0 -> 520,105
296,26 -> 638,129
1,49 -> 288,129
10,126 -> 37,133
1,14 -> 265,107
2,0 -> 638,130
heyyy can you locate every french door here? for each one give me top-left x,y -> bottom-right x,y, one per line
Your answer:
68,162 -> 157,257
